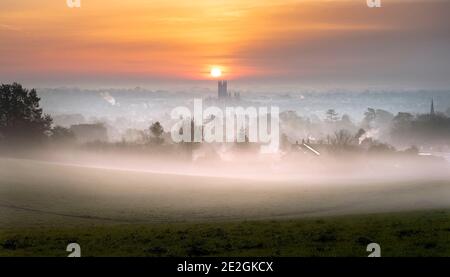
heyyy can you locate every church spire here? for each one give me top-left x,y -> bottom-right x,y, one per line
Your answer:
430,98 -> 435,116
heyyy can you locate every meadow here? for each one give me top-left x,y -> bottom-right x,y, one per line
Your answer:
1,157 -> 450,256
1,210 -> 450,257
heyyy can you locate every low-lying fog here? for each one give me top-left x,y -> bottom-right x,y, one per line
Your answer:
1,149 -> 450,228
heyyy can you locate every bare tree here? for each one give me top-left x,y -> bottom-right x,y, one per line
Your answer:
326,109 -> 339,122
331,129 -> 354,147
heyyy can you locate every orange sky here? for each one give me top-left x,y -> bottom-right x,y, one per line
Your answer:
1,0 -> 449,87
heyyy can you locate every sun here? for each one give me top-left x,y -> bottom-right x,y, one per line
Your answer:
210,67 -> 222,78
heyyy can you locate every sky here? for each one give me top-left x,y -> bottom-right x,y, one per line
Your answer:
1,0 -> 450,88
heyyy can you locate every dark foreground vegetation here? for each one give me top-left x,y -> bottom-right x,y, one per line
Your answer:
1,210 -> 449,257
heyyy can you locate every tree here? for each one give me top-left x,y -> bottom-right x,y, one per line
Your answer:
0,83 -> 52,144
325,109 -> 339,122
391,112 -> 450,147
123,128 -> 145,143
51,126 -> 75,143
393,112 -> 414,124
149,121 -> 164,144
368,142 -> 395,154
331,129 -> 354,147
355,128 -> 366,141
363,108 -> 376,128
373,109 -> 394,124
341,114 -> 352,125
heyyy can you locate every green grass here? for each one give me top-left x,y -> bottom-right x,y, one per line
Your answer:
1,209 -> 450,257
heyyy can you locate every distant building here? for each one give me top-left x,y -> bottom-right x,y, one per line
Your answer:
218,80 -> 228,99
70,123 -> 108,143
217,80 -> 241,101
430,98 -> 435,116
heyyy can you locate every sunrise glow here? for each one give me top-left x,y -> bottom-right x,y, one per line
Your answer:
210,68 -> 222,78
0,0 -> 448,87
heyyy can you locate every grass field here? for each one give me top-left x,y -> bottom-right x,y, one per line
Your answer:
1,210 -> 450,257
1,158 -> 450,257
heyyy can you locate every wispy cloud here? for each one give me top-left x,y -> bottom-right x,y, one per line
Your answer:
0,0 -> 449,87
0,23 -> 21,32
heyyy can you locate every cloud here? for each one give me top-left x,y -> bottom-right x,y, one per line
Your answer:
0,0 -> 449,87
0,23 -> 21,32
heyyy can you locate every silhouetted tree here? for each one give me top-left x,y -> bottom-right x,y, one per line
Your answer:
325,109 -> 339,122
373,109 -> 394,125
149,121 -> 164,144
391,112 -> 450,147
341,114 -> 352,125
355,128 -> 366,141
368,142 -> 395,154
51,126 -> 75,143
331,129 -> 354,147
0,83 -> 52,144
362,108 -> 376,129
393,112 -> 414,124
